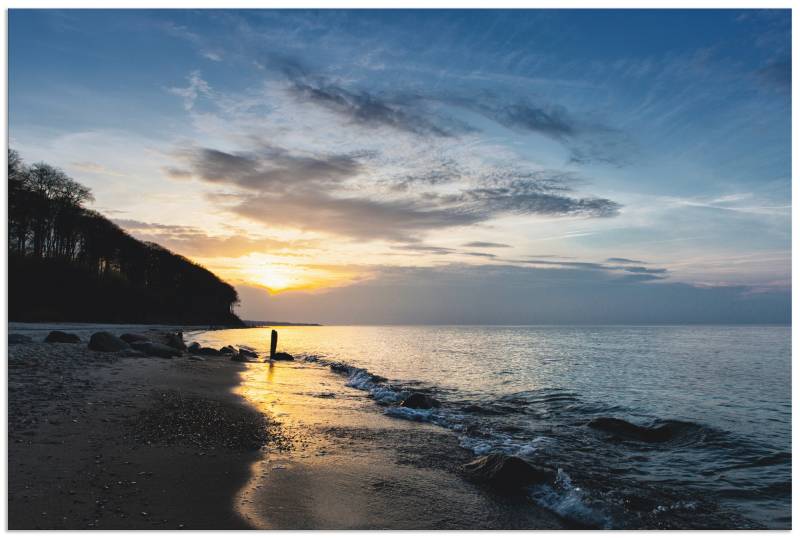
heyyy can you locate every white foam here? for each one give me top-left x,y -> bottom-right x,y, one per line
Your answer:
529,469 -> 611,529
385,407 -> 434,422
459,433 -> 552,457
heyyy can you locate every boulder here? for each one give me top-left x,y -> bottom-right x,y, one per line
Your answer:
230,352 -> 252,362
163,331 -> 187,351
120,333 -> 150,344
220,345 -> 237,355
9,334 -> 33,345
462,454 -> 555,490
44,330 -> 81,344
197,346 -> 222,356
88,332 -> 130,352
188,342 -> 201,352
272,351 -> 294,361
238,347 -> 258,358
130,341 -> 182,359
400,393 -> 440,409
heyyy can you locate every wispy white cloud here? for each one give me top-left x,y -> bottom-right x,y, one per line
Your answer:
168,71 -> 212,111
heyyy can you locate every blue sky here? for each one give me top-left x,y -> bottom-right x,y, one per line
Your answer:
8,9 -> 791,323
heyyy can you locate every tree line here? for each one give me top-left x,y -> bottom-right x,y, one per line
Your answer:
8,149 -> 243,325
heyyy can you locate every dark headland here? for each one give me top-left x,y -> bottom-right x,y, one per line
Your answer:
8,150 -> 243,327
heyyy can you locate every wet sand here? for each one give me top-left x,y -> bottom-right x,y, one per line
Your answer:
8,333 -> 565,530
227,353 -> 565,529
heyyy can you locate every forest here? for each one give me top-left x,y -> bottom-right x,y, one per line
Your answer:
8,149 -> 243,325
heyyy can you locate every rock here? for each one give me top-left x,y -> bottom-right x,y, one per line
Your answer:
586,417 -> 691,443
188,342 -> 200,352
220,345 -> 237,355
230,352 -> 251,362
88,332 -> 130,352
238,347 -> 258,358
187,355 -> 205,362
400,393 -> 440,409
197,347 -> 222,356
130,341 -> 182,359
9,334 -> 33,344
44,330 -> 81,343
120,333 -> 150,344
164,332 -> 187,351
462,454 -> 556,490
272,351 -> 294,361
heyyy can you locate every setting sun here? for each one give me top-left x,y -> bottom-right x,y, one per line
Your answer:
230,256 -> 364,293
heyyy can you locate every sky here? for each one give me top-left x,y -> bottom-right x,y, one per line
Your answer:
8,9 -> 791,324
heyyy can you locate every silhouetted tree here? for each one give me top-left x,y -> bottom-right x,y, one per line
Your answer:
8,149 -> 242,325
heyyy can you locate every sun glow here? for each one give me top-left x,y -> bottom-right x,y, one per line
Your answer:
224,257 -> 363,293
246,265 -> 306,292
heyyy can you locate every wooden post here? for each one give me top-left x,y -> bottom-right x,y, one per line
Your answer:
270,330 -> 278,361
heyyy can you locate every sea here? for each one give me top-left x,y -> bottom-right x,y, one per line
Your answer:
190,325 -> 791,528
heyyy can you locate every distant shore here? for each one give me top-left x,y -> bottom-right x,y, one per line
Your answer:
243,320 -> 322,327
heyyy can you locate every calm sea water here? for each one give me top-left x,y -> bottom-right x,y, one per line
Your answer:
193,325 -> 791,529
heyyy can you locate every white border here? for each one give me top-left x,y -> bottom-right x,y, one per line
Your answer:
1,2 -> 795,537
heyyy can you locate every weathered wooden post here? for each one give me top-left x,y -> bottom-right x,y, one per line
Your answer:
270,329 -> 278,361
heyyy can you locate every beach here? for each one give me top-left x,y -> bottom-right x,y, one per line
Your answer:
8,338 -> 266,529
7,326 -> 566,530
7,324 -> 790,529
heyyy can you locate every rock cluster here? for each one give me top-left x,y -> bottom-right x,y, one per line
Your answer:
24,329 -> 278,365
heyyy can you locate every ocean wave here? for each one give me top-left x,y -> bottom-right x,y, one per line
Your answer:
297,354 -> 769,529
459,433 -> 553,457
303,356 -> 407,405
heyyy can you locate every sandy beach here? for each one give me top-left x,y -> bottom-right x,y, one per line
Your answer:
8,339 -> 273,529
7,327 -> 565,530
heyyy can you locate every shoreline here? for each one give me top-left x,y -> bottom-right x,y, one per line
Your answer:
8,328 -> 566,530
9,325 -> 778,529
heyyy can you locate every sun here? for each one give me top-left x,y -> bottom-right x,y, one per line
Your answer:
244,265 -> 307,292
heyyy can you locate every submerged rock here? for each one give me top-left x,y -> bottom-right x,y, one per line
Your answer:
88,332 -> 130,352
197,346 -> 223,356
130,341 -> 182,358
271,351 -> 294,361
120,333 -> 150,344
400,393 -> 440,409
587,417 -> 694,443
44,330 -> 81,343
463,453 -> 555,490
9,334 -> 33,344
